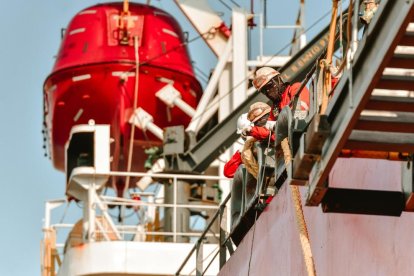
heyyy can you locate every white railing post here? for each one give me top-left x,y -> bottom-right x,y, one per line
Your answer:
173,176 -> 178,242
84,181 -> 96,242
44,199 -> 66,229
232,7 -> 248,109
260,12 -> 264,58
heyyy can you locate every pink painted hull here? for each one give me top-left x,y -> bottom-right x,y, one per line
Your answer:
219,158 -> 413,275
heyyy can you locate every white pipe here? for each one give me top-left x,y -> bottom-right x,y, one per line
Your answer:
136,158 -> 165,191
129,108 -> 164,140
101,195 -> 221,209
146,123 -> 164,140
174,98 -> 196,117
186,38 -> 233,133
87,171 -> 229,181
155,84 -> 196,117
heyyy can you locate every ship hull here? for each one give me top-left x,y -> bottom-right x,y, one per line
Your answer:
219,158 -> 412,275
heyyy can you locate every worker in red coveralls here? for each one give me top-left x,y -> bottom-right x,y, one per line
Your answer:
252,67 -> 310,120
250,67 -> 310,205
224,106 -> 275,180
245,102 -> 277,205
223,113 -> 254,229
223,113 -> 251,178
245,101 -> 276,144
241,103 -> 275,204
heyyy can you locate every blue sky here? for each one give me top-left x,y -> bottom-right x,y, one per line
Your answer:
0,0 -> 333,275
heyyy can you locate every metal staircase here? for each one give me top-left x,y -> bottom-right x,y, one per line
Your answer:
288,0 -> 414,216
174,2 -> 414,275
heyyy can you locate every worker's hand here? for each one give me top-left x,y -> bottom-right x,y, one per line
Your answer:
250,126 -> 272,141
240,126 -> 252,139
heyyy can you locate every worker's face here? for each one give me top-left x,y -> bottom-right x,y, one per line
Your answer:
260,77 -> 284,104
254,113 -> 270,127
365,2 -> 377,10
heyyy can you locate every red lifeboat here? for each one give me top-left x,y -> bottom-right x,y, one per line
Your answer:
43,3 -> 202,182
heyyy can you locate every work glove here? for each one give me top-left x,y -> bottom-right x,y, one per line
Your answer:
240,126 -> 252,139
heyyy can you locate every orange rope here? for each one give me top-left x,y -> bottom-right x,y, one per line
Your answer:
123,0 -> 129,13
119,0 -> 131,30
281,138 -> 317,276
320,0 -> 339,114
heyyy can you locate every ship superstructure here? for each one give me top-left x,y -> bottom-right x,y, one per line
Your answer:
41,1 -> 414,276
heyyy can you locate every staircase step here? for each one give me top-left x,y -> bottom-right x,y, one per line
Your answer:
321,188 -> 405,216
345,130 -> 414,152
365,95 -> 414,112
399,31 -> 414,46
355,112 -> 414,133
378,74 -> 414,90
388,53 -> 414,69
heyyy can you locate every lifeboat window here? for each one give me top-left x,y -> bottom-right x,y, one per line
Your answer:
66,132 -> 94,183
107,12 -> 144,46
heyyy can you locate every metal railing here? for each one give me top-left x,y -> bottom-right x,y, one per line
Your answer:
176,142 -> 278,275
44,172 -> 230,240
41,171 -> 231,275
175,194 -> 232,276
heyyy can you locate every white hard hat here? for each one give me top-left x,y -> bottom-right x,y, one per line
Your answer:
253,67 -> 280,90
236,113 -> 252,134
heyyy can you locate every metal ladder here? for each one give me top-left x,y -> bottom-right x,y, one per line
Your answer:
289,0 -> 414,216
